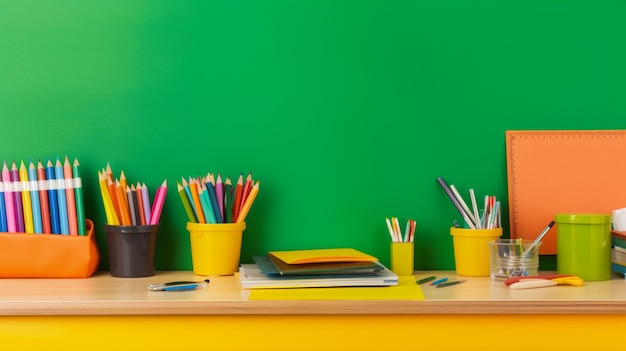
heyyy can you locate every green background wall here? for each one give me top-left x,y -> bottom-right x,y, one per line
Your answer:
1,1 -> 624,271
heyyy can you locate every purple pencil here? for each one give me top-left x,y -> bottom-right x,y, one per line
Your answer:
11,161 -> 25,232
2,162 -> 16,232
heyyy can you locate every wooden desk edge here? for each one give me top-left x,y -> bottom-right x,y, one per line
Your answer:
2,300 -> 626,316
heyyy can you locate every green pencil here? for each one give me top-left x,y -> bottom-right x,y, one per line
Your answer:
72,158 -> 86,235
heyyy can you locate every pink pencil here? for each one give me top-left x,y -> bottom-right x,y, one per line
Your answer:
63,156 -> 78,235
149,180 -> 167,225
2,162 -> 16,232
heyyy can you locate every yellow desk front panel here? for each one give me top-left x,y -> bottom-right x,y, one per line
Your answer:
2,271 -> 625,351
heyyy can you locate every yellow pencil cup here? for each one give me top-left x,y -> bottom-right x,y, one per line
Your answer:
450,227 -> 502,277
390,242 -> 414,276
186,221 -> 246,276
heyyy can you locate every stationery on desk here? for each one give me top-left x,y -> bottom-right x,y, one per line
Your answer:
97,163 -> 167,226
0,156 -> 86,235
177,171 -> 259,225
239,248 -> 399,289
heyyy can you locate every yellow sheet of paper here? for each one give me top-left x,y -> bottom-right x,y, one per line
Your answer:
249,276 -> 424,300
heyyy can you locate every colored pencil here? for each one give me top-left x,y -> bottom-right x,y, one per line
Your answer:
177,181 -> 197,223
72,158 -> 86,235
215,173 -> 224,221
236,180 -> 259,223
239,172 -> 253,214
140,182 -> 151,225
2,161 -> 16,232
135,182 -> 146,225
223,177 -> 234,223
37,160 -> 51,234
54,158 -> 69,235
205,173 -> 222,223
127,184 -> 138,226
119,170 -> 129,212
188,177 -> 205,223
198,182 -> 216,224
63,156 -> 78,235
98,170 -> 118,225
11,162 -> 25,233
115,180 -> 131,226
149,179 -> 167,225
47,160 -> 61,233
28,161 -> 43,234
232,173 -> 243,223
0,179 -> 6,232
107,176 -> 121,224
19,161 -> 35,233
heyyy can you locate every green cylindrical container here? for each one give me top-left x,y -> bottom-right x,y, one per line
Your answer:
555,213 -> 612,281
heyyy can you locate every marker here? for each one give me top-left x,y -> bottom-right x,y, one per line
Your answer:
416,276 -> 436,284
436,279 -> 466,288
430,277 -> 448,286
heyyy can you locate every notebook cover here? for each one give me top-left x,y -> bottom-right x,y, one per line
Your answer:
268,248 -> 378,265
253,255 -> 383,275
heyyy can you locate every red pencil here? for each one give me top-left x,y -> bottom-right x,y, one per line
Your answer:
239,172 -> 253,213
232,173 -> 243,223
36,160 -> 51,234
135,182 -> 146,225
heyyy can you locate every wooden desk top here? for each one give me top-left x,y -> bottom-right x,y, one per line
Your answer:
1,271 -> 625,316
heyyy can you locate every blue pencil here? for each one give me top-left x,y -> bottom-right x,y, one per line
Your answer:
54,158 -> 69,235
28,161 -> 43,234
0,185 -> 7,232
205,175 -> 223,223
46,159 -> 60,234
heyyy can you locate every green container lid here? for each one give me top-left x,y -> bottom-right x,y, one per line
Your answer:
555,213 -> 611,224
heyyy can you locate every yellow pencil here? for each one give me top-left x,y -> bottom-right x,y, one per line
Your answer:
236,180 -> 259,223
98,170 -> 119,225
19,161 -> 34,233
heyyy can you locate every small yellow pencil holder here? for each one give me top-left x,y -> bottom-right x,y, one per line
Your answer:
390,242 -> 414,276
450,227 -> 502,277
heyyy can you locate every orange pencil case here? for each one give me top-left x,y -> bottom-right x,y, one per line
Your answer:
0,219 -> 100,278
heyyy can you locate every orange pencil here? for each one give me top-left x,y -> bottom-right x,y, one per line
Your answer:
107,176 -> 121,223
63,156 -> 78,235
119,170 -> 129,212
189,177 -> 205,223
232,173 -> 243,224
115,180 -> 131,226
135,181 -> 146,225
237,180 -> 259,223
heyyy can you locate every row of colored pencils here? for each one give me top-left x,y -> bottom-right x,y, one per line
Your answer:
177,172 -> 259,224
98,164 -> 167,226
385,217 -> 416,242
0,156 -> 86,235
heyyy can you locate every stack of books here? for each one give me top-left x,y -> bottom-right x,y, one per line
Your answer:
611,230 -> 626,278
239,248 -> 398,289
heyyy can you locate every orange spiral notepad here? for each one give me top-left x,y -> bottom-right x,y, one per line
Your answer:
506,130 -> 626,254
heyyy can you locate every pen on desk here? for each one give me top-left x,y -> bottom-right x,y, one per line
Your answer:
430,277 -> 448,286
436,279 -> 466,288
417,276 -> 436,284
522,220 -> 555,258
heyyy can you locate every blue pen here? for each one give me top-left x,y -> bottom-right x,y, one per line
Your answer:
430,277 -> 448,286
148,279 -> 210,291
